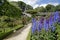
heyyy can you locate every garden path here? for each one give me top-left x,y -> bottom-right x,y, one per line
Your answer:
3,23 -> 32,40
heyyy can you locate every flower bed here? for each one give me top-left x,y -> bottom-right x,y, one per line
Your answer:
29,11 -> 60,40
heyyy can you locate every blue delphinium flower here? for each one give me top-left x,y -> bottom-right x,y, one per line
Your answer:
59,13 -> 60,22
40,17 -> 44,29
32,18 -> 36,33
58,17 -> 60,22
44,19 -> 49,31
56,11 -> 59,19
57,12 -> 60,23
37,18 -> 44,32
40,17 -> 44,23
44,19 -> 47,31
53,11 -> 59,23
32,18 -> 36,23
49,15 -> 53,28
46,18 -> 50,29
36,20 -> 41,32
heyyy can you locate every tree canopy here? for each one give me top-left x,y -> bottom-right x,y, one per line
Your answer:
0,0 -> 22,18
56,5 -> 60,11
46,4 -> 56,12
26,4 -> 60,15
18,1 -> 33,12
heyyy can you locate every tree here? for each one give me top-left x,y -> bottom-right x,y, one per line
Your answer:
0,0 -> 22,18
35,6 -> 46,12
46,4 -> 56,12
18,1 -> 33,12
18,1 -> 26,12
56,5 -> 60,11
26,5 -> 33,10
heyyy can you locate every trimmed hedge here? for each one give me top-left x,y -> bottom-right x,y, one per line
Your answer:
0,25 -> 23,40
13,25 -> 23,30
0,30 -> 13,40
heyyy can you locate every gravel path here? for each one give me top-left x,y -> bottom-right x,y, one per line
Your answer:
3,23 -> 32,40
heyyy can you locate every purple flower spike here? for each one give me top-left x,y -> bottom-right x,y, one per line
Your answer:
32,18 -> 36,33
38,20 -> 43,32
40,17 -> 44,28
44,19 -> 49,31
49,15 -> 54,28
53,11 -> 59,23
37,21 -> 41,32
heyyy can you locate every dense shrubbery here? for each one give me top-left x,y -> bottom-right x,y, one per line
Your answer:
0,16 -> 23,40
56,24 -> 60,40
0,16 -> 23,28
0,1 -> 22,18
18,1 -> 33,12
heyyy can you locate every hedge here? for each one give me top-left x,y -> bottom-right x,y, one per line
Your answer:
0,24 -> 23,40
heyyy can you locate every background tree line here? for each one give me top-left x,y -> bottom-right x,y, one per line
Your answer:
26,4 -> 60,14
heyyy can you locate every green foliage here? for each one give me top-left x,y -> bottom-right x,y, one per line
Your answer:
30,23 -> 60,40
56,5 -> 60,11
30,28 -> 56,40
46,4 -> 56,12
0,24 -> 23,40
26,5 -> 33,10
56,23 -> 60,40
32,4 -> 60,12
0,16 -> 23,28
18,1 -> 33,12
18,1 -> 26,12
0,29 -> 13,40
26,29 -> 31,40
26,10 -> 37,14
35,6 -> 46,12
0,1 -> 22,18
0,16 -> 23,40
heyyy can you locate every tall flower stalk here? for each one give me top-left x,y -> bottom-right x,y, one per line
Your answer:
32,18 -> 36,33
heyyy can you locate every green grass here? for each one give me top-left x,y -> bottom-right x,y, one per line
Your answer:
26,29 -> 31,40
